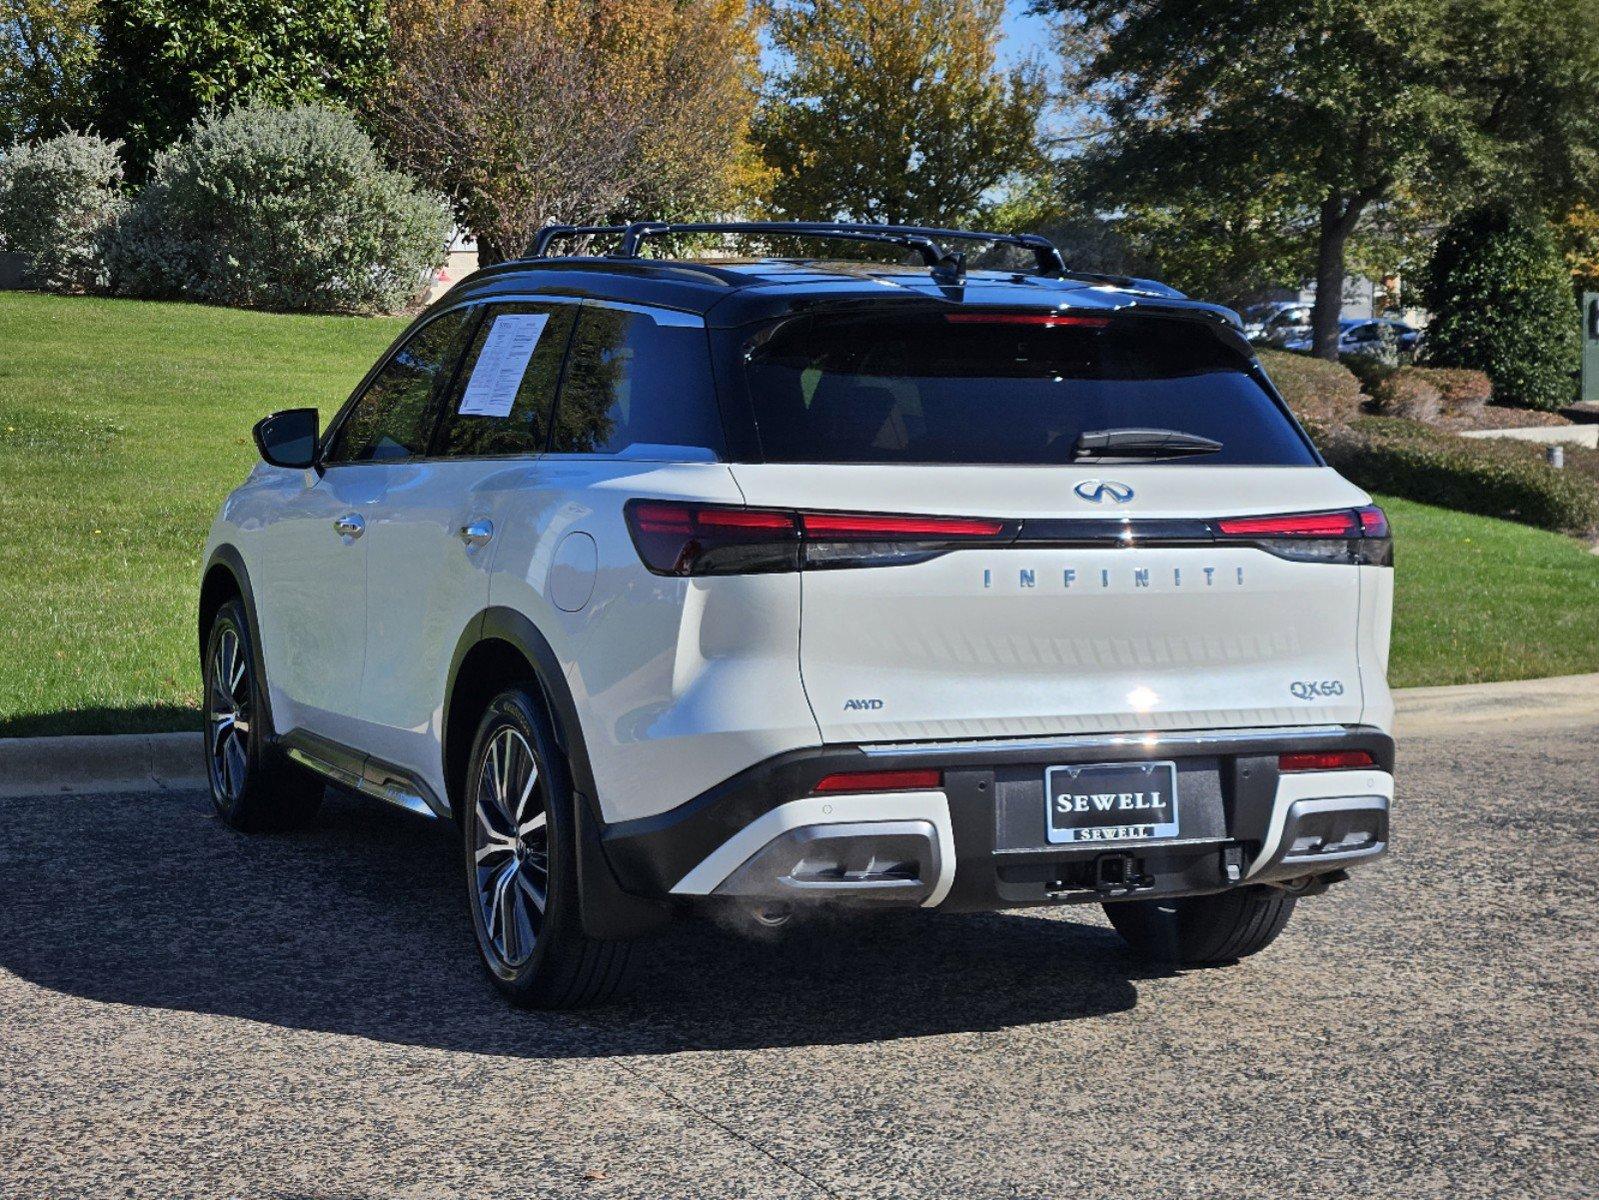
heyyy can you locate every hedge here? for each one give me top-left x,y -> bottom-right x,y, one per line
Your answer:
1422,208 -> 1579,411
0,132 -> 126,292
1321,416 -> 1599,537
1256,349 -> 1365,428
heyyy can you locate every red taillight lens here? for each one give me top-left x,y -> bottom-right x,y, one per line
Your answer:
1357,505 -> 1389,538
1279,750 -> 1376,772
800,512 -> 1007,538
943,312 -> 1110,328
625,500 -> 1012,576
812,769 -> 943,794
1215,511 -> 1360,538
624,500 -> 800,576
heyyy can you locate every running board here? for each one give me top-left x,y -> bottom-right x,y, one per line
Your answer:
278,729 -> 445,820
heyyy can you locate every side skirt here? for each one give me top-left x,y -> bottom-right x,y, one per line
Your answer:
277,728 -> 444,820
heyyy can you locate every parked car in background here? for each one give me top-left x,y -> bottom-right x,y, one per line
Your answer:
1282,318 -> 1421,358
1240,302 -> 1311,346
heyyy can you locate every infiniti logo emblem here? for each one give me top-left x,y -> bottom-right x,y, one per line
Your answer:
1074,479 -> 1135,504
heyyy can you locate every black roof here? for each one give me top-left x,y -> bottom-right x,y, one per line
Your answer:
440,255 -> 1242,331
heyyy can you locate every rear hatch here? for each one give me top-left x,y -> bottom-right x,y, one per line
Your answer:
721,304 -> 1387,744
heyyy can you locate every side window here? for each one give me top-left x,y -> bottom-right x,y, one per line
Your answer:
326,310 -> 474,464
550,307 -> 723,457
435,302 -> 576,458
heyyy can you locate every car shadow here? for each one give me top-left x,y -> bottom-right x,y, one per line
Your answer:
0,787 -> 1152,1056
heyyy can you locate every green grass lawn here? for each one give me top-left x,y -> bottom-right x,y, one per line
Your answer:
0,293 -> 403,736
1,292 -> 1597,736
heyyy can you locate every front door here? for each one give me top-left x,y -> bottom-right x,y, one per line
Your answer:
265,306 -> 477,751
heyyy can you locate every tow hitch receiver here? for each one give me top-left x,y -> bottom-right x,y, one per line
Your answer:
1093,852 -> 1153,896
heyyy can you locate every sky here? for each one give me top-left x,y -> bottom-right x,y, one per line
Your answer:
998,0 -> 1056,67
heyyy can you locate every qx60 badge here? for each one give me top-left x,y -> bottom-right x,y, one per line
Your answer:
1074,479 -> 1134,504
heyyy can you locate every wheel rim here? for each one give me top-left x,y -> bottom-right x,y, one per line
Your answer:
472,726 -> 548,969
207,624 -> 251,804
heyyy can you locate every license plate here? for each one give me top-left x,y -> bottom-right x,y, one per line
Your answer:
1044,761 -> 1179,845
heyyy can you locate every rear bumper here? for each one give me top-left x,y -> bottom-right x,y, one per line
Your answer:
600,724 -> 1394,910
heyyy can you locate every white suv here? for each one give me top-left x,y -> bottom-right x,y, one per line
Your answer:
200,222 -> 1395,1008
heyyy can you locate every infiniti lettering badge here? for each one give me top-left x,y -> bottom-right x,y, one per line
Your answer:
1074,479 -> 1134,504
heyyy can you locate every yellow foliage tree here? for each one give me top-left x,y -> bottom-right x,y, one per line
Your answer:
754,0 -> 1043,226
377,0 -> 766,261
1564,203 -> 1599,293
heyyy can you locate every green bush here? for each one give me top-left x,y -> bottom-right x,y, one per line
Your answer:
1256,348 -> 1365,429
1322,416 -> 1599,536
0,132 -> 126,293
1422,208 -> 1579,411
115,102 -> 449,314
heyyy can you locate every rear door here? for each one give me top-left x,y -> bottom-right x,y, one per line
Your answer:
356,300 -> 577,793
724,306 -> 1381,744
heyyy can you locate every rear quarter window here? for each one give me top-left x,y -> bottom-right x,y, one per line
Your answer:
734,309 -> 1316,466
549,307 -> 723,458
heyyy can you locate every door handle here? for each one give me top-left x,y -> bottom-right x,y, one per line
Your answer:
458,518 -> 494,548
333,513 -> 365,540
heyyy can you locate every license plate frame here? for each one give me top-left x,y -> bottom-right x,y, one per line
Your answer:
1044,760 -> 1180,845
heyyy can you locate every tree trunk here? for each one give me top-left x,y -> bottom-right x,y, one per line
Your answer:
1311,196 -> 1350,362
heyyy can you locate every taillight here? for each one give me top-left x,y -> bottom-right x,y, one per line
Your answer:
624,500 -> 1014,576
1279,750 -> 1376,772
812,769 -> 943,794
1214,506 -> 1391,566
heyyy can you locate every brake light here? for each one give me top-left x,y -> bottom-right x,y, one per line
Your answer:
624,500 -> 1013,576
1213,506 -> 1392,566
812,769 -> 942,794
801,513 -> 1007,538
1279,750 -> 1375,772
944,313 -> 1110,328
1215,511 -> 1359,538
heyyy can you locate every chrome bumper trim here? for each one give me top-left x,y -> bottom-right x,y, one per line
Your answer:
859,725 -> 1352,758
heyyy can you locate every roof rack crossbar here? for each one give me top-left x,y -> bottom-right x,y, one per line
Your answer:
529,225 -> 629,257
527,219 -> 1067,278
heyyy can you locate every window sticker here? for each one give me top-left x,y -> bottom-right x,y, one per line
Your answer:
457,313 -> 550,418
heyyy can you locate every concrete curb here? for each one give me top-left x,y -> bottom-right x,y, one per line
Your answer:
0,732 -> 204,799
2,672 -> 1597,797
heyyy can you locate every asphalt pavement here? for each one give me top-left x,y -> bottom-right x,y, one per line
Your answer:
2,719 -> 1595,1199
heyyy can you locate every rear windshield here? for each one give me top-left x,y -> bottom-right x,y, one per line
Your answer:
736,310 -> 1315,466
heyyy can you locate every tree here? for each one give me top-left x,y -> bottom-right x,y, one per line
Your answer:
755,0 -> 1044,226
92,0 -> 388,174
1422,207 -> 1579,410
374,0 -> 764,263
0,0 -> 97,146
1041,0 -> 1599,359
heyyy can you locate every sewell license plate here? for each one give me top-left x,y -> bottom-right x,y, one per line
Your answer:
1044,761 -> 1179,845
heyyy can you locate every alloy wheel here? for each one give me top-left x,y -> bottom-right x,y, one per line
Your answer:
472,726 -> 549,968
207,624 -> 251,804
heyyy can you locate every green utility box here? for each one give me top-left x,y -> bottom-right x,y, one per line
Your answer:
1584,292 -> 1599,403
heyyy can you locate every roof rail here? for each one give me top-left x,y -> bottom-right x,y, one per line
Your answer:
527,219 -> 1069,280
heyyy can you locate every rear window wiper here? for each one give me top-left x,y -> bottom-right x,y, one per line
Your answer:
1071,428 -> 1223,461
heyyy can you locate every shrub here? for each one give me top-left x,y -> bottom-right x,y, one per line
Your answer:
1422,208 -> 1579,411
1321,416 -> 1599,536
1256,349 -> 1365,429
0,132 -> 126,292
1369,370 -> 1441,423
1371,366 -> 1495,423
115,102 -> 449,314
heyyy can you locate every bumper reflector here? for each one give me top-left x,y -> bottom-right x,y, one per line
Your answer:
1279,750 -> 1376,772
812,768 -> 942,794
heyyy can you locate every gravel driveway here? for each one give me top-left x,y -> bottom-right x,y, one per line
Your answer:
2,720 -> 1595,1199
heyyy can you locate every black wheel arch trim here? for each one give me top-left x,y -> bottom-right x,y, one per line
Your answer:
446,607 -> 671,940
199,545 -> 279,741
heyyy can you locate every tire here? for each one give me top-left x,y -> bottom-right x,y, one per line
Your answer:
202,597 -> 323,831
460,686 -> 636,1008
1103,885 -> 1297,967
